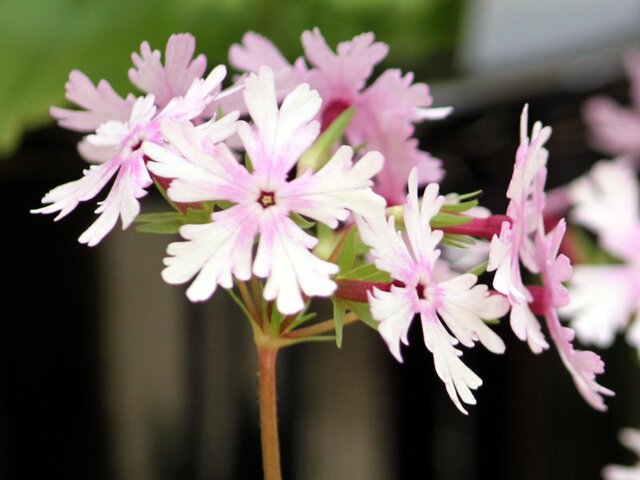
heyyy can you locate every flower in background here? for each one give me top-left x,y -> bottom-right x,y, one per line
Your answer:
143,67 -> 385,314
562,159 -> 640,355
489,106 -> 613,410
602,428 -> 640,480
229,28 -> 450,206
355,169 -> 509,414
583,51 -> 640,160
33,35 -> 224,246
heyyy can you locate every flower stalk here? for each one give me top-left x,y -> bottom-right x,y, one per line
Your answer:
257,345 -> 282,480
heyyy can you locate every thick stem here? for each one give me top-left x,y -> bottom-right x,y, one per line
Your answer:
258,346 -> 282,480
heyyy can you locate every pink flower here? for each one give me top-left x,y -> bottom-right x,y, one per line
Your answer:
302,28 -> 448,204
562,159 -> 640,353
355,170 -> 509,414
143,66 -> 385,314
488,105 -> 551,353
602,428 -> 640,480
228,28 -> 449,205
583,51 -> 640,159
128,33 -> 208,108
534,220 -> 614,411
33,58 -> 227,246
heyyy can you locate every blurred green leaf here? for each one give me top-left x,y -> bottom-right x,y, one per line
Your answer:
0,0 -> 465,158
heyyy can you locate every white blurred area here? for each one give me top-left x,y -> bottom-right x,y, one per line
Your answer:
436,0 -> 640,112
460,0 -> 640,73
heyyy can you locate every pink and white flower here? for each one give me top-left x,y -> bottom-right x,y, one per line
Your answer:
533,220 -> 614,411
129,33 -> 208,109
488,105 -> 551,353
583,51 -> 640,159
562,159 -> 640,354
228,28 -> 449,205
355,169 -> 509,414
143,66 -> 385,314
603,428 -> 640,480
33,51 -> 227,246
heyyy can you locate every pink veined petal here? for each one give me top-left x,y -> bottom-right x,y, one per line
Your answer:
238,67 -> 321,187
31,157 -> 121,221
162,203 -> 262,301
50,70 -> 133,132
544,308 -> 614,411
421,311 -> 483,415
354,212 -> 416,284
403,174 -> 445,268
253,209 -> 338,314
158,65 -> 226,122
536,220 -> 614,410
128,33 -> 207,108
143,119 -> 255,204
369,286 -> 415,362
278,146 -> 385,227
437,274 -> 509,353
302,28 -> 388,94
229,31 -> 292,74
78,152 -> 152,246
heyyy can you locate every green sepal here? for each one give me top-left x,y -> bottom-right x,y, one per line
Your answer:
270,305 -> 284,336
441,190 -> 482,213
290,212 -> 315,230
343,300 -> 378,330
336,228 -> 356,272
284,312 -> 317,333
338,263 -> 391,283
430,212 -> 473,228
134,212 -> 184,234
442,233 -> 475,248
333,299 -> 346,348
297,107 -> 355,174
467,261 -> 488,277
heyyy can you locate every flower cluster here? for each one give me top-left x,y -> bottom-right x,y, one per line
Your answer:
34,31 -> 614,415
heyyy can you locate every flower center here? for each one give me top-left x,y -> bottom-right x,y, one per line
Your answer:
321,98 -> 351,131
258,191 -> 276,208
416,283 -> 427,300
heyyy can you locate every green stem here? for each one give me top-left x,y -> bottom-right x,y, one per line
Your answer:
258,346 -> 282,480
286,312 -> 359,339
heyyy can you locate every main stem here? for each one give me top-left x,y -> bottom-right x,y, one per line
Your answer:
258,345 -> 282,480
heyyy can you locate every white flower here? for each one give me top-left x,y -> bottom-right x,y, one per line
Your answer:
355,169 -> 509,414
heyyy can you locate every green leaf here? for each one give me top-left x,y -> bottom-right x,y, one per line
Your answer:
135,212 -> 184,223
333,300 -> 346,348
442,233 -> 475,248
135,220 -> 184,234
297,107 -> 355,174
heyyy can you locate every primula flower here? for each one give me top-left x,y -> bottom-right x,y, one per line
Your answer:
488,105 -> 551,353
33,34 -> 222,246
355,169 -> 509,414
562,159 -> 640,354
229,28 -> 449,205
602,428 -> 640,480
583,51 -> 640,159
33,66 -> 226,246
533,220 -> 613,411
488,106 -> 613,409
143,66 -> 385,314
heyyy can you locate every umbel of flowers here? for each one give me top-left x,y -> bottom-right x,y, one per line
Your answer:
33,31 -> 614,479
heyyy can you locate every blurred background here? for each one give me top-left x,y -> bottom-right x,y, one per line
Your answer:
2,0 -> 640,478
